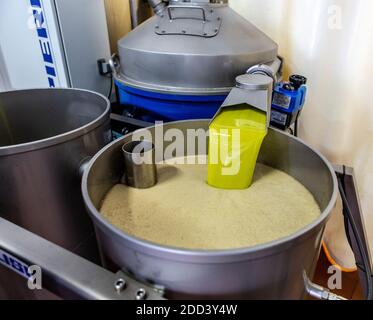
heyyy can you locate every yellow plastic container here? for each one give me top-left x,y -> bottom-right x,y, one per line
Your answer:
207,105 -> 267,189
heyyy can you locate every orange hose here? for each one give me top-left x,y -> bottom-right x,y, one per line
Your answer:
322,241 -> 357,273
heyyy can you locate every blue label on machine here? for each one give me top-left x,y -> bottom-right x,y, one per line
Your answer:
270,110 -> 288,126
272,92 -> 291,110
0,248 -> 32,279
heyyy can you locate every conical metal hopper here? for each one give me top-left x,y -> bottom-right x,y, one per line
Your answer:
116,1 -> 278,95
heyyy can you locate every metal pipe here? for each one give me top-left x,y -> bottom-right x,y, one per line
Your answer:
147,0 -> 166,15
247,56 -> 283,83
303,272 -> 347,300
129,0 -> 138,29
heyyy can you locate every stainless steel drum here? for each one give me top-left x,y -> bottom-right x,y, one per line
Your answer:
117,1 -> 278,95
0,89 -> 111,298
82,120 -> 337,299
114,1 -> 281,123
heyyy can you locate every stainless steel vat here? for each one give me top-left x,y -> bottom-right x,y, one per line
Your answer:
82,120 -> 337,299
0,88 -> 111,298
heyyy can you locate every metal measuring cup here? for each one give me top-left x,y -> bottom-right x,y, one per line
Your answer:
122,140 -> 157,189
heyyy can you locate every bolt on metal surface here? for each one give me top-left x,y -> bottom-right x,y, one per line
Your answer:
136,288 -> 147,300
114,278 -> 126,293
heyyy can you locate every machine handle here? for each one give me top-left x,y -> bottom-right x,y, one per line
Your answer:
108,53 -> 120,77
167,5 -> 207,22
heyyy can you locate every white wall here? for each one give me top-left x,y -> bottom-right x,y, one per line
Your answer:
230,0 -> 373,255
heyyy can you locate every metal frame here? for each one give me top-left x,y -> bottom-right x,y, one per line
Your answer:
0,217 -> 163,300
333,165 -> 373,299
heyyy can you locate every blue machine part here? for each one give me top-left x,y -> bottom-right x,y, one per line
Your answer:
270,75 -> 307,130
116,75 -> 307,130
116,80 -> 227,123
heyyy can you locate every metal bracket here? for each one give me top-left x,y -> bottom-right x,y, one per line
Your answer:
113,271 -> 165,300
155,5 -> 222,37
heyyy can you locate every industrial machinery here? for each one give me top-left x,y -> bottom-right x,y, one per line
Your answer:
0,126 -> 371,299
0,115 -> 340,299
113,0 -> 278,121
0,0 -> 371,301
270,75 -> 307,131
0,77 -> 341,300
82,119 -> 337,299
112,0 -> 307,133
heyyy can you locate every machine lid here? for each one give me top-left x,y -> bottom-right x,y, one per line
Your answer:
117,2 -> 278,95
